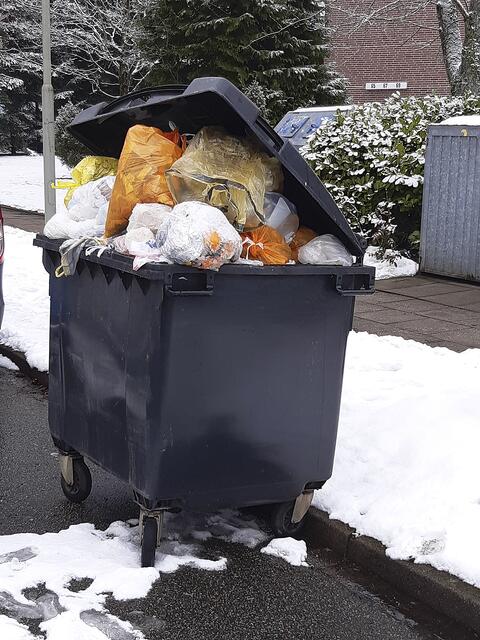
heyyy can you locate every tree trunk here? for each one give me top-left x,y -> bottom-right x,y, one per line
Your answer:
455,0 -> 480,94
436,0 -> 463,90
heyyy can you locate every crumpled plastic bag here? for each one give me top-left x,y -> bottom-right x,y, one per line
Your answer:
67,175 -> 116,222
105,125 -> 185,238
55,156 -> 118,207
263,156 -> 284,193
124,227 -> 155,253
127,203 -> 172,233
157,201 -> 242,270
241,225 -> 292,265
263,193 -> 299,243
298,234 -> 353,266
289,226 -> 318,261
166,126 -> 268,231
43,212 -> 104,240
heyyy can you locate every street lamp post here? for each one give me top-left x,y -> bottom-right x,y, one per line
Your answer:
41,0 -> 56,222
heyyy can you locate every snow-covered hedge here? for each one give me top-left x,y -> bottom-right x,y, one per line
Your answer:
303,93 -> 480,253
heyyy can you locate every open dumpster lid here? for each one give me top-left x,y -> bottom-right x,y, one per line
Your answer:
68,77 -> 363,256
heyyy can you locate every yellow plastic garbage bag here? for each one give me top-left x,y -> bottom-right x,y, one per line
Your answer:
105,125 -> 185,238
55,156 -> 118,207
166,126 -> 271,231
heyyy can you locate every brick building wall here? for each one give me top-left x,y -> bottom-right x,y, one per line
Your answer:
328,0 -> 451,103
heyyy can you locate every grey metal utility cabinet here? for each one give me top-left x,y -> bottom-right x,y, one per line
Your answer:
420,123 -> 480,281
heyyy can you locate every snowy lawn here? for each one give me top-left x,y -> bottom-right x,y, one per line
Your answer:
0,155 -> 70,213
0,227 -> 49,371
1,226 -> 480,599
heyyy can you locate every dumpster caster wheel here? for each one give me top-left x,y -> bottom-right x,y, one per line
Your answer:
60,458 -> 92,504
141,516 -> 159,568
271,501 -> 306,537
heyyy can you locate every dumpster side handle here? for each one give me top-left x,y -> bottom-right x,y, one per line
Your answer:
335,272 -> 375,296
165,271 -> 215,296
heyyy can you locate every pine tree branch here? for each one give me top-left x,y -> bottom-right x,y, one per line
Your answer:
246,8 -> 325,47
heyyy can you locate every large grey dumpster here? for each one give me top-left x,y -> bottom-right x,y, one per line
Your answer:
420,123 -> 480,281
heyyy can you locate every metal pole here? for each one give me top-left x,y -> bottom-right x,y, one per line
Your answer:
42,0 -> 56,221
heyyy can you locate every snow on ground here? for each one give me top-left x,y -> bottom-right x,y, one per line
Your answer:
0,227 -> 49,371
0,354 -> 18,370
314,331 -> 480,588
364,246 -> 418,280
0,155 -> 70,213
0,510 -> 268,639
261,538 -> 308,567
0,616 -> 34,640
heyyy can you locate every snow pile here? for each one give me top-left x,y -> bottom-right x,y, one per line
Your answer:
0,355 -> 18,371
0,510 -> 269,639
0,156 -> 70,213
0,227 -> 49,371
0,616 -> 33,640
314,331 -> 480,588
261,538 -> 308,567
441,115 -> 480,125
364,246 -> 418,279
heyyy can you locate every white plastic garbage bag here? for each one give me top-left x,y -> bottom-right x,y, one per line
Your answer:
127,203 -> 172,233
158,201 -> 242,270
124,226 -> 157,257
67,175 -> 116,221
44,212 -> 104,240
95,202 -> 109,227
298,234 -> 353,266
263,193 -> 299,243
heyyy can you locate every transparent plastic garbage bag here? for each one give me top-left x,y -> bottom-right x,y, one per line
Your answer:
263,192 -> 299,243
166,126 -> 270,231
298,234 -> 353,266
157,201 -> 242,270
126,203 -> 172,233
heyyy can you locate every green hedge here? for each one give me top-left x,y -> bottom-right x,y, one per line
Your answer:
303,93 -> 480,254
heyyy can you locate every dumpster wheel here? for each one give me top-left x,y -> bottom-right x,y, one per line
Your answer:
60,458 -> 92,504
270,501 -> 307,537
141,515 -> 162,568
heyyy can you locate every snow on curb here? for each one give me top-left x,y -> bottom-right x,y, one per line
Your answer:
261,538 -> 308,567
314,331 -> 480,589
0,227 -> 49,372
364,246 -> 418,280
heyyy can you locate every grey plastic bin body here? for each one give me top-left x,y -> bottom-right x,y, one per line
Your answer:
420,124 -> 480,281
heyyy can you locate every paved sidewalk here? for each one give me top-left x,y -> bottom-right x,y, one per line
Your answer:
3,205 -> 44,233
355,275 -> 480,351
3,206 -> 479,351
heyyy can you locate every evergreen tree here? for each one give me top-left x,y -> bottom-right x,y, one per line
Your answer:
140,0 -> 345,123
0,0 -> 42,153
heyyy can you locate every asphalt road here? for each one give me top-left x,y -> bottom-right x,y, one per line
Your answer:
0,365 -> 475,640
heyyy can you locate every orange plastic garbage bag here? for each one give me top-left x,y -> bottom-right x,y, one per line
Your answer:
105,125 -> 185,238
241,225 -> 292,265
289,226 -> 318,261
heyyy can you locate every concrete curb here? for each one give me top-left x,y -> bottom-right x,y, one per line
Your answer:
0,344 -> 48,388
305,508 -> 480,635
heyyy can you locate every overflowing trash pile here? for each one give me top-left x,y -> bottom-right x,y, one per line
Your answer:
45,124 -> 353,274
